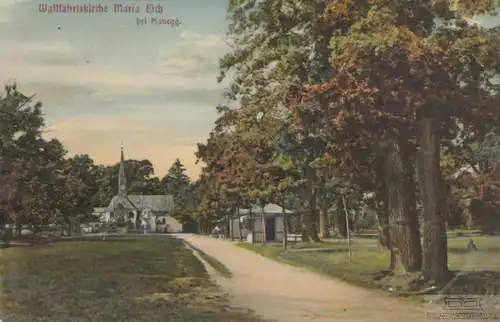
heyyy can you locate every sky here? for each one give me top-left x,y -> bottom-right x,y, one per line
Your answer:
0,1 -> 499,180
0,0 -> 231,179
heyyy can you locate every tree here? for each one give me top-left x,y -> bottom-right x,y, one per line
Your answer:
0,84 -> 49,234
202,0 -> 500,283
51,154 -> 100,235
218,0 -> 340,242
297,0 -> 500,279
162,159 -> 191,218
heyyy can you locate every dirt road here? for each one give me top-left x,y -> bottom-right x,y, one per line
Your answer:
173,234 -> 427,322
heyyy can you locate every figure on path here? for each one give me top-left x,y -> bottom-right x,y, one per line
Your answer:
141,219 -> 148,235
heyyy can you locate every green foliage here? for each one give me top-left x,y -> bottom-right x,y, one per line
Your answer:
162,159 -> 191,218
190,0 -> 500,284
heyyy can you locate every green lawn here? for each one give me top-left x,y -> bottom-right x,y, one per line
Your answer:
238,236 -> 500,294
0,236 -> 263,322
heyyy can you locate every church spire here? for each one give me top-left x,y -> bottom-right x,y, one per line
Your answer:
118,145 -> 126,196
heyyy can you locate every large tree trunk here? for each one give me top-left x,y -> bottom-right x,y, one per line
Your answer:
383,134 -> 422,272
417,117 -> 448,281
310,188 -> 320,240
282,202 -> 288,250
335,198 -> 347,237
318,180 -> 330,238
375,174 -> 396,271
319,200 -> 330,238
298,193 -> 308,241
301,165 -> 321,242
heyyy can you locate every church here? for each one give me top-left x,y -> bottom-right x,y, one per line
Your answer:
101,147 -> 182,233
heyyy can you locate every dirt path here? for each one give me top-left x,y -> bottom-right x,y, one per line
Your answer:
173,234 -> 427,322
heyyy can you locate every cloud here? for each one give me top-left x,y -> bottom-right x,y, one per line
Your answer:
6,41 -> 84,66
16,82 -> 92,105
158,31 -> 230,78
2,62 -> 221,93
0,32 -> 231,105
0,32 -> 226,178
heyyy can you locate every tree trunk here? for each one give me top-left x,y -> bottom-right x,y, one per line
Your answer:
298,198 -> 309,241
260,204 -> 266,244
335,198 -> 347,237
301,165 -> 320,242
249,208 -> 255,244
319,203 -> 330,238
225,215 -> 230,239
201,216 -> 208,235
383,133 -> 422,272
230,215 -> 234,241
15,217 -> 22,236
417,117 -> 448,281
310,188 -> 320,241
375,177 -> 396,271
318,181 -> 330,238
282,202 -> 288,250
237,207 -> 243,242
200,217 -> 205,234
300,208 -> 309,241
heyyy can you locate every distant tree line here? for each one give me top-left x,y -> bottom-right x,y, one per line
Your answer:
0,84 -> 192,236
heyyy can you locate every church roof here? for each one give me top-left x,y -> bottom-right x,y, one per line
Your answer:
108,195 -> 174,212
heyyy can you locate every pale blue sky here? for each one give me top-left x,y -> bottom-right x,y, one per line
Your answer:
0,0 -> 231,178
1,1 -> 498,179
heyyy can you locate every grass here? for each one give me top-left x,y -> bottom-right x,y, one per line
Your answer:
182,240 -> 233,278
0,235 -> 263,322
238,235 -> 500,295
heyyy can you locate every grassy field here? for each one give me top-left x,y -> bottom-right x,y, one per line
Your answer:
238,236 -> 500,295
0,235 -> 263,322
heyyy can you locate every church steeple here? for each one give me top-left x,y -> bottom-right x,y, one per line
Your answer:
118,146 -> 126,197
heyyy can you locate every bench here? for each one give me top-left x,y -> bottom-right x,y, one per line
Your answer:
286,233 -> 302,242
